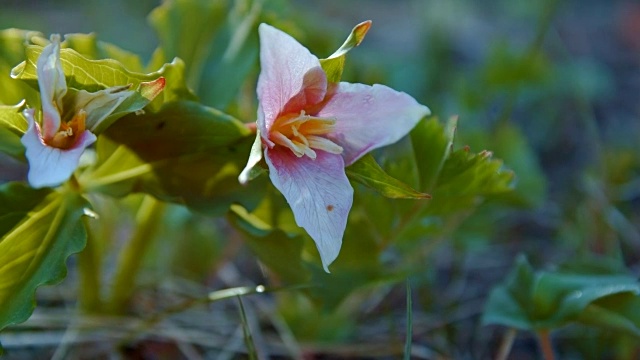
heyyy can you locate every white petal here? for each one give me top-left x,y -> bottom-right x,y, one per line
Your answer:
265,147 -> 353,271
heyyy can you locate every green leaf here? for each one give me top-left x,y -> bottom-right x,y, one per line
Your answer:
425,145 -> 514,216
409,116 -> 457,192
319,20 -> 372,83
577,294 -> 640,338
346,154 -> 431,199
61,33 -> 146,71
229,204 -> 310,284
11,44 -> 194,106
148,0 -> 263,109
148,0 -> 229,91
463,122 -> 547,207
0,101 -> 27,159
0,182 -> 51,237
482,255 -> 640,332
0,29 -> 40,106
0,190 -> 88,332
82,101 -> 264,215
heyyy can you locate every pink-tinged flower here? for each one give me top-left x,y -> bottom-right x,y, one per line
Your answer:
240,24 -> 430,271
20,35 -> 166,188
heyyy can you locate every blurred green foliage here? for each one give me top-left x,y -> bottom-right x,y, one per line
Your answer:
0,0 -> 638,358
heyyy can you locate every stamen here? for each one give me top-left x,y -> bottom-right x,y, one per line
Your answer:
270,110 -> 343,159
271,131 -> 304,157
307,136 -> 343,154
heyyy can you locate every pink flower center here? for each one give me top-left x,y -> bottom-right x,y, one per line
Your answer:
46,109 -> 87,150
270,110 -> 343,159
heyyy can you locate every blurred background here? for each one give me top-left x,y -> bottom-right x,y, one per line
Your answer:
1,0 -> 640,358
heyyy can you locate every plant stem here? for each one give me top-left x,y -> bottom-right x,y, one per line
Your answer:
107,196 -> 165,314
496,328 -> 517,360
77,216 -> 102,312
538,330 -> 555,360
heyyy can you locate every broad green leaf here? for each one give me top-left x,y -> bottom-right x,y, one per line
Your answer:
424,145 -> 514,216
0,182 -> 50,237
410,116 -> 457,192
346,154 -> 431,199
104,100 -> 249,153
0,29 -> 39,106
229,204 -> 310,284
149,0 -> 263,109
482,255 -> 640,332
319,20 -> 372,83
61,33 -> 145,71
0,101 -> 27,158
577,294 -> 640,338
148,0 -> 228,91
11,44 -> 194,106
0,190 -> 88,332
196,0 -> 263,109
83,101 -> 264,215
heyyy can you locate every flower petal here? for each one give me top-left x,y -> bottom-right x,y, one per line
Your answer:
317,82 -> 430,165
265,147 -> 353,271
21,109 -> 96,188
71,85 -> 135,132
257,24 -> 327,135
37,34 -> 67,141
238,130 -> 264,185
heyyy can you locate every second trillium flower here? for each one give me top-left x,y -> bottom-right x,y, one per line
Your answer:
240,24 -> 430,271
20,34 -> 165,188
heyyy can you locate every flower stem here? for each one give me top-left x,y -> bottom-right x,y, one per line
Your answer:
77,216 -> 102,312
107,196 -> 165,314
538,329 -> 556,360
496,328 -> 517,360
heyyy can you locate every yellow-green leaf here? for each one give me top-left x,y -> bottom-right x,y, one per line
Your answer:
319,20 -> 372,83
0,190 -> 88,332
347,154 -> 431,199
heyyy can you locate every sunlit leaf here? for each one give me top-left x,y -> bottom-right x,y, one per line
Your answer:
11,44 -> 193,106
61,33 -> 145,71
0,182 -> 50,237
346,154 -> 431,199
0,29 -> 40,106
0,101 -> 27,159
0,190 -> 88,332
320,20 -> 372,83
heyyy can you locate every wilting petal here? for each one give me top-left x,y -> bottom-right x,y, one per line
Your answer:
318,82 -> 430,165
71,85 -> 135,131
37,34 -> 67,141
21,109 -> 96,188
138,77 -> 166,101
257,24 -> 327,134
265,147 -> 353,271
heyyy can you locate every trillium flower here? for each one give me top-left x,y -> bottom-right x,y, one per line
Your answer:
240,24 -> 430,271
20,34 -> 165,188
